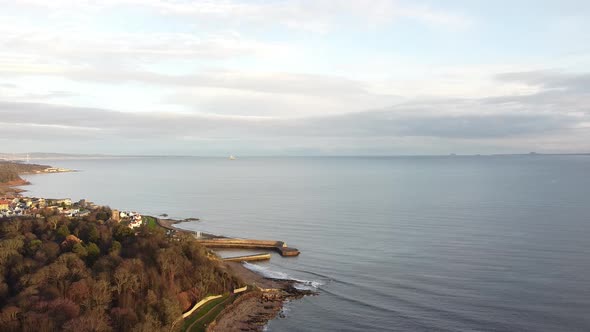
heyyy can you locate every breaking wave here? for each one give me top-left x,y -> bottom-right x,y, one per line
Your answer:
242,262 -> 324,290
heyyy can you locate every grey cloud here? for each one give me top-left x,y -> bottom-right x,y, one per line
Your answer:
0,102 -> 220,138
484,71 -> 590,116
61,68 -> 399,117
0,100 -> 582,142
2,68 -> 589,154
0,68 -> 385,113
51,69 -> 590,120
0,123 -> 99,141
378,113 -> 574,138
495,70 -> 590,92
273,111 -> 578,139
483,89 -> 590,109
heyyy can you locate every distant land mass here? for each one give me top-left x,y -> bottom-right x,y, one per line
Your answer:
1,152 -> 589,160
0,153 -> 138,160
0,161 -> 50,195
0,153 -> 200,162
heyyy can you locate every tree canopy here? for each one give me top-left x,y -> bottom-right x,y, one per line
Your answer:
0,162 -> 49,184
0,212 -> 239,331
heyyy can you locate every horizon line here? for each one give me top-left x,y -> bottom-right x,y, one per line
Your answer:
2,152 -> 590,159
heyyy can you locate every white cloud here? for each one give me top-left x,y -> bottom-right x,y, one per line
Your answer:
0,0 -> 472,31
0,21 -> 291,65
0,1 -> 588,154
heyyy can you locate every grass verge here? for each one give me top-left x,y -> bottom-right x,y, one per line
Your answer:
142,215 -> 158,229
182,294 -> 235,332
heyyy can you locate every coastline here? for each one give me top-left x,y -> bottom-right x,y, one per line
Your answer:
157,218 -> 313,331
2,195 -> 310,331
0,178 -> 30,196
0,161 -> 74,196
1,163 -> 311,332
209,261 -> 312,332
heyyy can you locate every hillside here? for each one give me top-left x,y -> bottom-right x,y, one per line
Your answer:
0,211 -> 240,331
0,162 -> 54,195
0,163 -> 22,184
0,162 -> 50,184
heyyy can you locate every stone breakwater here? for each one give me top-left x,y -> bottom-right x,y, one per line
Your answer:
156,218 -> 301,256
223,253 -> 272,262
196,238 -> 301,257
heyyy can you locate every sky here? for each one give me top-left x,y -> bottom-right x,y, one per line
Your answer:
1,0 -> 589,156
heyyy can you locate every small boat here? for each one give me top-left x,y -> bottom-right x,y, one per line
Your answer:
229,155 -> 236,160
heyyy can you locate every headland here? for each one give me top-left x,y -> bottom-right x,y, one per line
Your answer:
0,160 -> 74,196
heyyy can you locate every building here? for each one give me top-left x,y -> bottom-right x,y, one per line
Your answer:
57,198 -> 72,206
47,198 -> 72,207
129,213 -> 143,229
31,198 -> 46,208
0,199 -> 11,210
111,209 -> 120,222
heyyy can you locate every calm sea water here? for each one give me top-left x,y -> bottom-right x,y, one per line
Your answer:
21,156 -> 590,331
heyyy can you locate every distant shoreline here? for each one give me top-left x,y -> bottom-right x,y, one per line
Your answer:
3,152 -> 590,161
0,161 -> 75,196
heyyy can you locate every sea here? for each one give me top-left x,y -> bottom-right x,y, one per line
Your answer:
20,155 -> 590,331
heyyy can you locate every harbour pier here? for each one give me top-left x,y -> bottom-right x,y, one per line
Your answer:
196,238 -> 301,257
156,218 -> 301,257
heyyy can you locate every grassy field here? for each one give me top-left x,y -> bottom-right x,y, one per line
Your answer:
182,294 -> 235,332
142,215 -> 158,229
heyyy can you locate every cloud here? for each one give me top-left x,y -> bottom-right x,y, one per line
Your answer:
0,0 -> 473,121
0,96 -> 583,141
0,89 -> 78,102
0,101 -> 258,139
0,0 -> 586,155
1,75 -> 588,154
0,22 -> 290,65
355,112 -> 575,138
62,69 -> 371,98
1,0 -> 472,31
486,71 -> 590,116
495,70 -> 590,92
3,70 -> 588,139
0,66 -> 401,117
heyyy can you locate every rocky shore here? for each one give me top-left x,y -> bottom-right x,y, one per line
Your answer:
158,218 -> 314,331
211,262 -> 314,332
207,291 -> 284,332
0,178 -> 29,195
